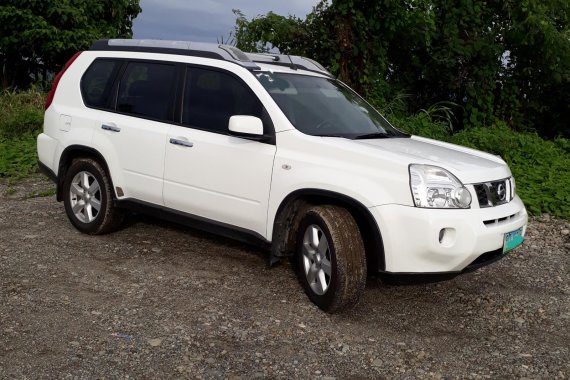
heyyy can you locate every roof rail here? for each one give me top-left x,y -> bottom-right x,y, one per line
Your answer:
243,52 -> 332,77
89,39 -> 332,77
89,39 -> 260,70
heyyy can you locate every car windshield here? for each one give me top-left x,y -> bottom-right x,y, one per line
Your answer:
255,72 -> 407,139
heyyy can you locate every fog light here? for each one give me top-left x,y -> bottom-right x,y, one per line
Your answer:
438,228 -> 456,247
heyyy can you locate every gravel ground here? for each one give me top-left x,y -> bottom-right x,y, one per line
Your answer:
1,176 -> 569,379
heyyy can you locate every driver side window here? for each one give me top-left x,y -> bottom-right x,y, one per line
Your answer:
182,67 -> 268,134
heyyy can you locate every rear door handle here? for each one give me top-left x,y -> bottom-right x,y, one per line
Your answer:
101,124 -> 121,132
169,138 -> 194,148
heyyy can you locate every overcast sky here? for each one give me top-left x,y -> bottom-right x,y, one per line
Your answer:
132,0 -> 319,42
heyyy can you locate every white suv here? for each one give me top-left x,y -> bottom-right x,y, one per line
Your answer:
37,39 -> 527,312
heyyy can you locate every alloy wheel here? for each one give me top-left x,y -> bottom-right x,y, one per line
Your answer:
69,171 -> 101,223
302,224 -> 332,295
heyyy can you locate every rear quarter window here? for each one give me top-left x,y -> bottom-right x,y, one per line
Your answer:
80,59 -> 122,109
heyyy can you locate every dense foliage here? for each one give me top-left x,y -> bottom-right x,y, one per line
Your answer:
234,0 -> 570,138
0,90 -> 45,179
0,0 -> 141,89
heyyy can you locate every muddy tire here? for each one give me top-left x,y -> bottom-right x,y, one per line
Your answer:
62,158 -> 124,235
296,205 -> 367,313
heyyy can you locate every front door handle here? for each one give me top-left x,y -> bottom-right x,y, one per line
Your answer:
169,138 -> 194,148
101,124 -> 121,132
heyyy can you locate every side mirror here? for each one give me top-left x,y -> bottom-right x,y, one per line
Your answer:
228,115 -> 264,137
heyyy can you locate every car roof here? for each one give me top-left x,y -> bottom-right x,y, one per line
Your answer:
89,39 -> 333,78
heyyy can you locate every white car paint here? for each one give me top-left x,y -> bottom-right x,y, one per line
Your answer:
163,124 -> 276,237
37,48 -> 527,275
92,112 -> 170,206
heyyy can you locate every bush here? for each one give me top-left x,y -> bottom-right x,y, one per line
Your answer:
390,113 -> 451,141
0,90 -> 45,179
0,89 -> 45,138
450,125 -> 570,217
0,134 -> 39,179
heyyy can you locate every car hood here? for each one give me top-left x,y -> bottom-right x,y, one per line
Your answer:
353,135 -> 511,184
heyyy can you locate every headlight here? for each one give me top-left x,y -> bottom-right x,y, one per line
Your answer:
409,164 -> 472,208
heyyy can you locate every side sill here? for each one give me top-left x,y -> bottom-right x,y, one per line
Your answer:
38,160 -> 58,184
379,248 -> 509,285
115,199 -> 271,249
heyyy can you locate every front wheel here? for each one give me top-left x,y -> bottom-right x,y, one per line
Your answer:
296,205 -> 367,313
62,158 -> 124,235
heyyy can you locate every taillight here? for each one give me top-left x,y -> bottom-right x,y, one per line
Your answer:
45,51 -> 83,110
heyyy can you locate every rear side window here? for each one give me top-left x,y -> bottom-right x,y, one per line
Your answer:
117,62 -> 177,121
80,59 -> 122,109
183,67 -> 264,133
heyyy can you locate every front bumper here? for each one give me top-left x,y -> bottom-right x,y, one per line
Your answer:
370,195 -> 528,274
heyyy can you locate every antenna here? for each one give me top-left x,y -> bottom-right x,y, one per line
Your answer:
287,54 -> 298,70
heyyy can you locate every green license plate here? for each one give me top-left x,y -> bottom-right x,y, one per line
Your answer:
503,227 -> 524,253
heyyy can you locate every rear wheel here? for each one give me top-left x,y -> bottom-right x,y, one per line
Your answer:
296,205 -> 367,313
63,158 -> 124,234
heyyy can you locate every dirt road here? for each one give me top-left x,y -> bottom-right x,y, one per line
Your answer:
1,177 -> 568,379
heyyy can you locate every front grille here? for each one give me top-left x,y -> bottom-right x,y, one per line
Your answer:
483,212 -> 519,227
473,179 -> 510,208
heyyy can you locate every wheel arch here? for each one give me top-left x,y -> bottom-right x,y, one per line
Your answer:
56,145 -> 114,202
270,188 -> 385,273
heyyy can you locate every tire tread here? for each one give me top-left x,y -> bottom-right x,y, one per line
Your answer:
298,205 -> 367,313
63,158 -> 124,235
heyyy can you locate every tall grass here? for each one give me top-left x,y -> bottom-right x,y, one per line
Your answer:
0,89 -> 45,179
0,89 -> 45,138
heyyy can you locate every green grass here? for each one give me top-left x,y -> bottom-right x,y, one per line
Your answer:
25,188 -> 57,198
0,89 -> 45,138
0,134 -> 40,179
0,89 -> 45,180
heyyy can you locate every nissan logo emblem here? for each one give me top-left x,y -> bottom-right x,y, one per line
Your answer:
496,183 -> 506,201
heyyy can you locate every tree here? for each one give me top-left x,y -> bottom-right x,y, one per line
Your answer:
0,0 -> 141,89
499,0 -> 570,137
233,0 -> 570,138
234,1 -> 421,99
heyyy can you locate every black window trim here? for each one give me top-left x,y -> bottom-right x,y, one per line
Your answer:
179,63 -> 276,145
115,59 -> 180,123
81,57 -> 180,125
79,58 -> 125,111
80,57 -> 276,145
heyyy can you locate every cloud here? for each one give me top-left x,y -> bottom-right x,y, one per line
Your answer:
133,0 -> 318,42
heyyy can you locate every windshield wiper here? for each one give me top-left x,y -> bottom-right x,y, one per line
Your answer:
351,132 -> 390,140
315,133 -> 347,138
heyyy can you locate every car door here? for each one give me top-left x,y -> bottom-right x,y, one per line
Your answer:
163,66 -> 276,238
91,60 -> 177,205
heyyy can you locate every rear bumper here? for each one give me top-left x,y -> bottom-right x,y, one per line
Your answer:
370,196 -> 528,274
37,133 -> 59,174
38,160 -> 57,183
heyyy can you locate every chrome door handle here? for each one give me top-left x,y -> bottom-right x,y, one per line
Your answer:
169,138 -> 194,147
101,124 -> 121,132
